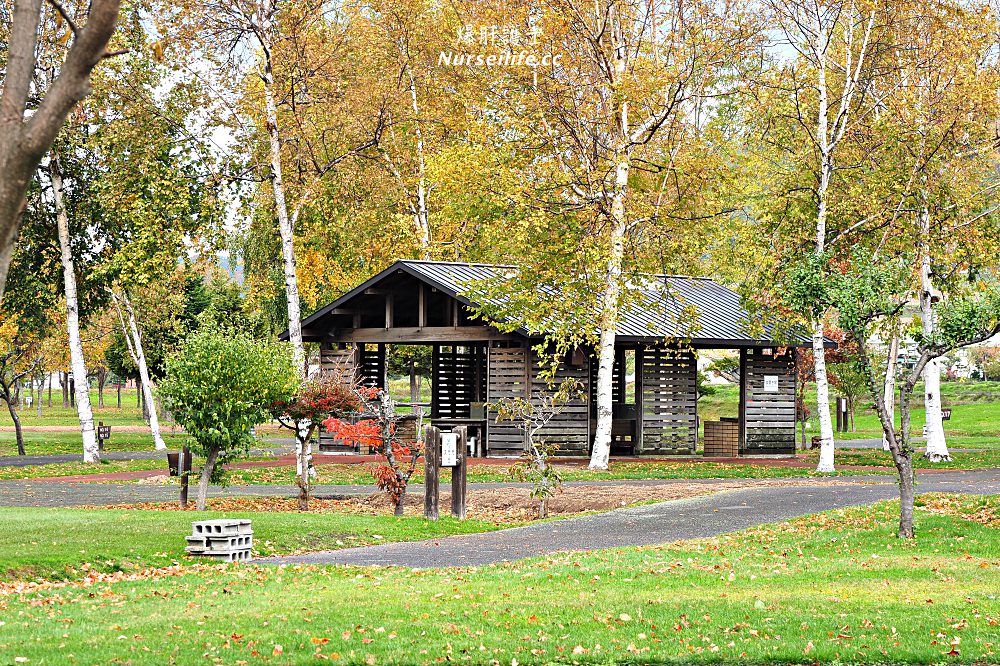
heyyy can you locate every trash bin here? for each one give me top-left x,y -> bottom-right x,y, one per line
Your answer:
167,452 -> 180,476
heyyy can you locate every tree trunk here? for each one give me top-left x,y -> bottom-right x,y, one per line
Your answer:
196,447 -> 220,511
409,360 -> 418,405
47,373 -> 52,407
394,483 -> 406,517
589,144 -> 629,469
61,371 -> 69,408
811,21 -> 837,472
295,423 -> 313,511
919,205 -> 949,462
896,452 -> 915,538
813,322 -> 836,472
407,68 -> 431,259
113,291 -> 166,450
97,368 -> 105,409
896,383 -> 917,538
117,379 -> 121,408
5,394 -> 25,455
52,154 -> 100,463
35,375 -> 42,417
261,31 -> 305,372
882,331 -> 899,451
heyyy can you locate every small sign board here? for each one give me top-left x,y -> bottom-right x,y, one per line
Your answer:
441,433 -> 458,467
763,376 -> 779,392
97,425 -> 111,440
941,408 -> 952,421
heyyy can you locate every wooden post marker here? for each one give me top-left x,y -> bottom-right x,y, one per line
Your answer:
451,426 -> 468,519
423,425 -> 468,520
423,425 -> 441,520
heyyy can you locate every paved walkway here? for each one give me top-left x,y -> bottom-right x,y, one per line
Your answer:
259,470 -> 1000,568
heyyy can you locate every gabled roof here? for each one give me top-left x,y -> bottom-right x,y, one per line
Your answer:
296,259 -> 820,347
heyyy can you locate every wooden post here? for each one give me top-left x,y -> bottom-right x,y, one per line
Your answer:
97,420 -> 104,452
835,397 -> 844,432
451,426 -> 468,519
423,424 -> 440,520
179,445 -> 191,509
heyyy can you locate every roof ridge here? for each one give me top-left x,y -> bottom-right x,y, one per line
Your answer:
399,259 -> 515,268
402,260 -> 718,282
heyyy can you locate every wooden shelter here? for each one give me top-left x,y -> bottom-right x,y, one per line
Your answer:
289,260 -> 824,458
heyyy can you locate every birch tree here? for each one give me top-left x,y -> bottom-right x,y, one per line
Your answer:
108,288 -> 165,449
883,0 -> 1000,462
168,0 -> 387,374
766,0 -> 887,473
474,0 -> 760,469
49,152 -> 99,461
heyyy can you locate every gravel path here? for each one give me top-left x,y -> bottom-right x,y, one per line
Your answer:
258,469 -> 1000,568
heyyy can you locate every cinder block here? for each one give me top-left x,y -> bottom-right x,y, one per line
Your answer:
192,519 -> 252,536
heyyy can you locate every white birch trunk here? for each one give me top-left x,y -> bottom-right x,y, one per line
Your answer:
111,290 -> 166,450
407,69 -> 431,259
261,29 -> 305,372
589,158 -> 629,470
51,156 -> 100,463
813,321 -> 836,472
882,331 -> 899,451
811,18 -> 836,471
588,7 -> 630,471
919,205 -> 949,461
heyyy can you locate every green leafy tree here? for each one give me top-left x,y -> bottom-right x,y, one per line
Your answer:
829,252 -> 1000,538
160,328 -> 297,510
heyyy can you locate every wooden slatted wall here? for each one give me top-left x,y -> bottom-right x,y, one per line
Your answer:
358,344 -> 386,388
319,345 -> 358,382
432,345 -> 485,419
639,347 -> 697,454
530,349 -> 590,456
486,344 -> 528,455
741,348 -> 796,455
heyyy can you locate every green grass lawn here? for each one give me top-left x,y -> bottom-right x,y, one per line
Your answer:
805,447 -> 1000,471
0,431 -> 192,457
0,506 -> 508,582
1,495 -> 997,664
0,387 -> 152,427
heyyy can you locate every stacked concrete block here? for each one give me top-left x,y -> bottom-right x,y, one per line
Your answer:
185,519 -> 253,562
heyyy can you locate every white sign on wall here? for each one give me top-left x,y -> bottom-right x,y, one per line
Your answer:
441,433 -> 459,467
763,376 -> 779,392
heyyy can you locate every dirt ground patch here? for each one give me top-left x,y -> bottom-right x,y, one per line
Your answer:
366,477 -> 860,521
89,478 -> 863,522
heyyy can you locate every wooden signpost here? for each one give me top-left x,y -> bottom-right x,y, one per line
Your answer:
423,424 -> 467,520
97,421 -> 111,451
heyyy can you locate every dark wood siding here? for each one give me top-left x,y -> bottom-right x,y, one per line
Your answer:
638,347 -> 697,454
530,348 -> 590,456
486,343 -> 529,455
741,347 -> 796,455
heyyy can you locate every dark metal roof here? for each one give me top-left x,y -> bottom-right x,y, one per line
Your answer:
295,259 -> 820,347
